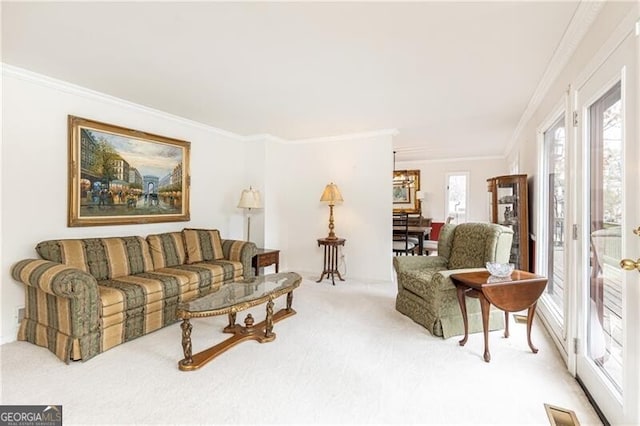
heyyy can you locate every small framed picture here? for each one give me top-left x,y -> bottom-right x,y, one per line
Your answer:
393,170 -> 420,213
393,185 -> 411,204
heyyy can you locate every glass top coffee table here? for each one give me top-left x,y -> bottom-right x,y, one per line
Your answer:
176,271 -> 302,371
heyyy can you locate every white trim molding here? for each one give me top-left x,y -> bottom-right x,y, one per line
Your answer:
1,63 -> 245,141
287,128 -> 399,144
504,1 -> 605,157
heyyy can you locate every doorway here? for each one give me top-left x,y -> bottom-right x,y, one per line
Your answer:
573,24 -> 639,424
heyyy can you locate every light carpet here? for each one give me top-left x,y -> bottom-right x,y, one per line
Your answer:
0,274 -> 602,425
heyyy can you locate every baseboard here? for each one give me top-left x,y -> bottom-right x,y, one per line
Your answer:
575,376 -> 610,426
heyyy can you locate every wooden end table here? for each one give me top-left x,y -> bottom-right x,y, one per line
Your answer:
316,237 -> 345,285
450,270 -> 548,362
252,248 -> 280,276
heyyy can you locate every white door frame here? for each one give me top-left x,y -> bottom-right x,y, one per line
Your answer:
535,95 -> 572,365
572,14 -> 639,423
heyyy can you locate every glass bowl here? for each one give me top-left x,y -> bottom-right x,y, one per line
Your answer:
486,262 -> 515,278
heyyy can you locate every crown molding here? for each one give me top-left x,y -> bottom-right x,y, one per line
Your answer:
286,128 -> 399,144
504,0 -> 605,156
574,6 -> 639,90
394,144 -> 505,163
1,63 -> 245,141
3,63 -> 401,146
242,133 -> 288,144
399,155 -> 505,164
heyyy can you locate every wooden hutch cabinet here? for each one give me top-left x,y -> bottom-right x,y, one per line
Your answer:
487,174 -> 529,271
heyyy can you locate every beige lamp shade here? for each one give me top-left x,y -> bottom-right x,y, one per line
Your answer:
237,187 -> 262,242
320,183 -> 343,205
237,187 -> 262,209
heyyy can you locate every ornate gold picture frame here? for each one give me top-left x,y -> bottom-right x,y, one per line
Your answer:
68,115 -> 191,227
392,170 -> 420,214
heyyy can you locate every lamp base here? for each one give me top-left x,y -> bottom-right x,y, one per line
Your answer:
326,205 -> 339,241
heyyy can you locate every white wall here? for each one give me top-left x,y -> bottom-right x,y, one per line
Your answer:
271,133 -> 394,281
241,135 -> 269,248
1,67 -> 395,344
397,157 -> 508,222
225,131 -> 394,281
1,67 -> 248,343
508,1 -> 636,229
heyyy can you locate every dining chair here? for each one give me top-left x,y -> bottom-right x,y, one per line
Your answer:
423,215 -> 454,255
393,213 -> 416,256
405,214 -> 423,248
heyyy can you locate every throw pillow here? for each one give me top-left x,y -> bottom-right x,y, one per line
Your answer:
147,232 -> 186,268
183,229 -> 224,264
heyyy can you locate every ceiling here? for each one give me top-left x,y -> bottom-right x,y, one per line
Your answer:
2,1 -> 583,161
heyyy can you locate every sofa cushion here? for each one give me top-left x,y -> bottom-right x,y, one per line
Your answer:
36,237 -> 154,281
98,272 -> 184,312
201,260 -> 244,281
147,232 -> 187,269
447,224 -> 497,269
183,229 -> 224,264
166,261 -> 242,291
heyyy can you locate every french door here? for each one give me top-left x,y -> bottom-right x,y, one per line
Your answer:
573,21 -> 639,424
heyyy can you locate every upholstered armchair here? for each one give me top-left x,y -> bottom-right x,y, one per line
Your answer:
393,222 -> 514,338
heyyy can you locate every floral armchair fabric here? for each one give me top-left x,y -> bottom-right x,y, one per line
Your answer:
393,222 -> 514,338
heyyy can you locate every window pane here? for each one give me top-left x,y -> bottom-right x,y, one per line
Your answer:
447,174 -> 467,223
543,115 -> 566,322
588,81 -> 622,392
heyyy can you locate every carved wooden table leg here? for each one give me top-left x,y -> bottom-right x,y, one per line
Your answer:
223,311 -> 240,333
180,319 -> 193,366
479,294 -> 491,362
456,285 -> 469,346
504,311 -> 510,338
265,300 -> 275,339
316,244 -> 329,283
527,302 -> 539,354
316,238 -> 346,285
286,291 -> 293,311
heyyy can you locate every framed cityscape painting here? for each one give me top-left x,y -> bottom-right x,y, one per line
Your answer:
68,115 -> 191,226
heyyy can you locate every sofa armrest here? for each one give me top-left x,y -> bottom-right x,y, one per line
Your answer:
11,259 -> 99,298
221,240 -> 258,279
431,268 -> 487,291
395,264 -> 487,295
393,255 -> 448,273
11,259 -> 101,348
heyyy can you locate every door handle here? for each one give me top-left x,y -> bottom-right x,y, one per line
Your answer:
621,227 -> 640,271
620,258 -> 640,272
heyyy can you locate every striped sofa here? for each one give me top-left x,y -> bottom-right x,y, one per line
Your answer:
10,228 -> 257,363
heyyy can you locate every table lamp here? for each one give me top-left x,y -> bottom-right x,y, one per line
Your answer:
416,190 -> 424,215
237,186 -> 262,241
320,182 -> 343,240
